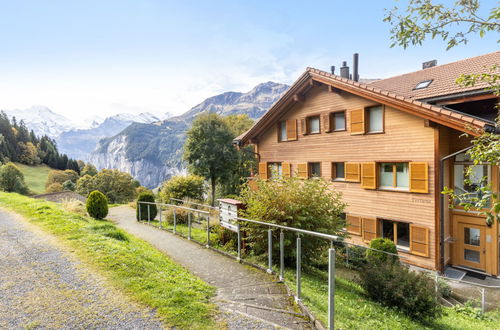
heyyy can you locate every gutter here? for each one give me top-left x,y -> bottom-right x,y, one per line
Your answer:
420,89 -> 490,104
439,146 -> 473,273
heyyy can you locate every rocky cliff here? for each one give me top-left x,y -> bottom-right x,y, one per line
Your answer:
89,81 -> 289,188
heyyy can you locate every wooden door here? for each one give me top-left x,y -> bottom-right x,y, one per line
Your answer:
456,223 -> 486,271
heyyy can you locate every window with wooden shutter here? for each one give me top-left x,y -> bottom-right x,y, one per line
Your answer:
362,217 -> 378,243
350,108 -> 365,135
258,162 -> 268,180
346,215 -> 362,235
410,224 -> 429,257
409,162 -> 428,193
297,163 -> 308,178
300,118 -> 307,135
345,162 -> 360,182
286,119 -> 297,141
282,162 -> 291,178
322,113 -> 331,133
361,162 -> 377,189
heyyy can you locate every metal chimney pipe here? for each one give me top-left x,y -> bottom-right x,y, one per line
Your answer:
330,66 -> 335,74
353,53 -> 359,82
340,61 -> 349,79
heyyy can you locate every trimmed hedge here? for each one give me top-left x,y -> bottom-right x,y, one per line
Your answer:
366,237 -> 398,265
136,192 -> 157,221
86,190 -> 108,219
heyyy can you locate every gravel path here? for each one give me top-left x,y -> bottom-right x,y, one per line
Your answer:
109,206 -> 312,330
0,208 -> 164,329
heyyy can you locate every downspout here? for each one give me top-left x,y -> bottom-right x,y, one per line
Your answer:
439,146 -> 473,273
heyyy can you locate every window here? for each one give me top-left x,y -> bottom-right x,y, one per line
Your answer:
414,80 -> 433,90
366,106 -> 383,133
379,163 -> 409,190
267,162 -> 282,178
331,111 -> 346,131
278,121 -> 287,142
307,116 -> 320,134
308,162 -> 321,177
332,162 -> 345,181
381,219 -> 410,249
453,152 -> 490,206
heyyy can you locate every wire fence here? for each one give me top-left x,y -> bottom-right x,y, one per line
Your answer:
136,200 -> 500,328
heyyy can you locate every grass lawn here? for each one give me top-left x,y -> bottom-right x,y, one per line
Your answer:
0,192 -> 218,329
14,162 -> 52,195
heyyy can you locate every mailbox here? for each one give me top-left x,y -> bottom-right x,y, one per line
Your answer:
218,198 -> 244,232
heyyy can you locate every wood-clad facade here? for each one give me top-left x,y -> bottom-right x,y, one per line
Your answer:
237,66 -> 499,276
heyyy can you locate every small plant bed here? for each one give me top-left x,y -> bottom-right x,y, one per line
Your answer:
0,192 -> 217,329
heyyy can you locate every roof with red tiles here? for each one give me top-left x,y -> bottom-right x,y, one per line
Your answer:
369,51 -> 499,100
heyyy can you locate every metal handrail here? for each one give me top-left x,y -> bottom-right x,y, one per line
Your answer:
138,201 -> 210,215
169,197 -> 219,210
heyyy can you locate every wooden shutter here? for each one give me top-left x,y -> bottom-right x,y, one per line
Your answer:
350,108 -> 365,135
286,119 -> 297,141
297,163 -> 308,179
346,215 -> 362,236
322,113 -> 331,133
345,162 -> 360,182
282,162 -> 291,178
258,162 -> 268,180
362,217 -> 378,243
361,162 -> 377,189
410,224 -> 429,257
409,162 -> 428,193
300,118 -> 307,135
248,179 -> 258,191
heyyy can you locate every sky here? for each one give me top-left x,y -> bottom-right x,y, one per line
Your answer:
0,0 -> 497,124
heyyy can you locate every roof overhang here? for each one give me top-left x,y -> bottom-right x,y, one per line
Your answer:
235,68 -> 491,145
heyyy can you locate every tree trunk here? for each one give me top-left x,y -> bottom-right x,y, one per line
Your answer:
211,176 -> 216,207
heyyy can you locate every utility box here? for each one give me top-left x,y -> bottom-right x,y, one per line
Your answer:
218,198 -> 244,232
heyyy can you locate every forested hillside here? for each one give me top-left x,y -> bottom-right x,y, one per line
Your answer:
0,112 -> 80,172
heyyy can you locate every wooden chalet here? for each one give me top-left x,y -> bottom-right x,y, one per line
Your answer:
235,52 -> 500,276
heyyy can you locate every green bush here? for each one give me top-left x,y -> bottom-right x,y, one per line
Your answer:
240,175 -> 346,264
365,238 -> 398,265
136,192 -> 158,221
62,180 -> 76,191
0,162 -> 29,195
86,190 -> 109,219
359,262 -> 442,320
159,175 -> 205,204
46,182 -> 63,193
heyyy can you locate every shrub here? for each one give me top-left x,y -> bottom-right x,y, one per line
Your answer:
0,163 -> 29,195
240,175 -> 346,264
62,180 -> 76,191
45,169 -> 79,189
136,192 -> 158,221
159,175 -> 205,204
358,262 -> 442,320
86,190 -> 109,219
76,169 -> 137,203
46,182 -> 63,193
365,238 -> 398,265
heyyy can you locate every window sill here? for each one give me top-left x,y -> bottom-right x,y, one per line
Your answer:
307,132 -> 321,135
332,179 -> 346,182
327,129 -> 347,133
366,131 -> 384,135
396,246 -> 410,253
378,187 -> 410,193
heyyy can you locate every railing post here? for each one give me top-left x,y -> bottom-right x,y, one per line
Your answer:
173,207 -> 177,234
296,235 -> 301,302
206,212 -> 210,248
481,288 -> 485,314
280,229 -> 284,281
267,228 -> 273,273
237,222 -> 241,262
159,205 -> 162,228
188,212 -> 192,240
138,202 -> 141,221
147,204 -> 150,224
346,244 -> 349,267
328,247 -> 335,330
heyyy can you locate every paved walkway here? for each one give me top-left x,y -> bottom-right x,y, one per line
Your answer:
0,208 -> 163,329
109,206 -> 311,330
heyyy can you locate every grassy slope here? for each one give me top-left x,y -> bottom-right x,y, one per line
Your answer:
14,163 -> 52,195
0,192 -> 217,329
143,220 -> 500,329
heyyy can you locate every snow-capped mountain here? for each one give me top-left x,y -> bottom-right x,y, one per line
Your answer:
3,105 -> 79,138
90,81 -> 290,188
